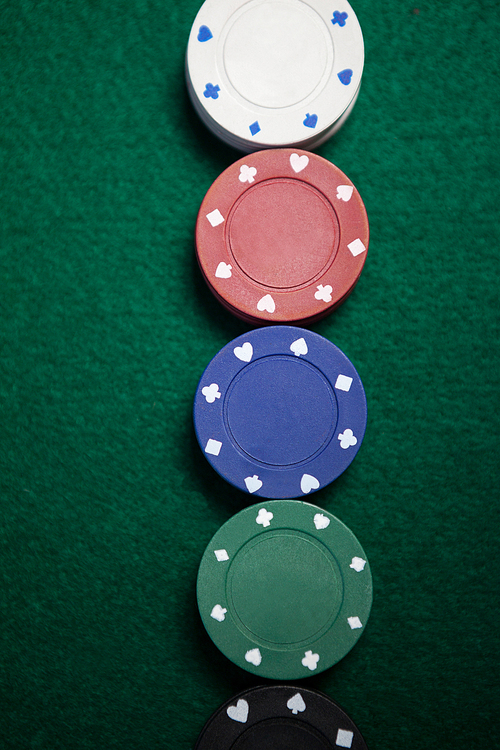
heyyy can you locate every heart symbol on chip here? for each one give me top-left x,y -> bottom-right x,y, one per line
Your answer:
290,337 -> 308,356
290,153 -> 309,173
215,261 -> 232,278
234,342 -> 253,362
338,68 -> 353,85
245,648 -> 262,666
287,692 -> 306,714
244,475 -> 263,493
227,699 -> 249,723
197,25 -> 213,42
257,294 -> 275,313
336,185 -> 354,202
300,474 -> 320,494
314,513 -> 330,530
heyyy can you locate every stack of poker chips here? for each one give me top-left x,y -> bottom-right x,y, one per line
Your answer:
184,1 -> 372,746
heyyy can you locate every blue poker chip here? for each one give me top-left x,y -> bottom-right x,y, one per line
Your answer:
193,326 -> 367,499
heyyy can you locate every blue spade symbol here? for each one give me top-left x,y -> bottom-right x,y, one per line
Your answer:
198,25 -> 213,42
338,69 -> 353,85
303,113 -> 318,129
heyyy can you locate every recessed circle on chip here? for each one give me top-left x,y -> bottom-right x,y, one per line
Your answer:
194,684 -> 369,749
195,149 -> 369,326
186,0 -> 364,151
194,326 -> 367,499
197,500 -> 372,680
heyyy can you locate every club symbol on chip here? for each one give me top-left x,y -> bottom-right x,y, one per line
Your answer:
338,429 -> 357,449
239,164 -> 257,183
215,261 -> 232,278
257,294 -> 275,313
233,342 -> 253,362
197,25 -> 213,42
290,153 -> 309,173
287,692 -> 306,714
204,82 -> 220,99
227,699 -> 249,723
300,474 -> 320,494
245,648 -> 262,666
350,556 -> 366,572
256,508 -> 273,527
302,650 -> 319,671
337,185 -> 354,201
331,10 -> 348,26
347,616 -> 363,630
314,513 -> 330,530
245,475 -> 263,493
210,604 -> 227,622
201,383 -> 221,403
336,729 -> 354,748
315,284 -> 333,303
290,337 -> 308,356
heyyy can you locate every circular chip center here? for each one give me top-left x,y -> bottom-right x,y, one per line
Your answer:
223,2 -> 329,108
229,533 -> 341,645
225,357 -> 337,466
228,180 -> 338,289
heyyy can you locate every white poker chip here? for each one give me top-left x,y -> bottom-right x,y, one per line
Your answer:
186,0 -> 364,152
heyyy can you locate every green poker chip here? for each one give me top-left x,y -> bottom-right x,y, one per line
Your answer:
197,500 -> 372,680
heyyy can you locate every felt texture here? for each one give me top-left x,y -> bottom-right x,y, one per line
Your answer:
1,1 -> 499,748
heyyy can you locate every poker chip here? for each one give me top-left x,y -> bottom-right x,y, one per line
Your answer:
186,0 -> 364,151
195,149 -> 369,326
194,685 -> 369,749
196,501 -> 372,679
193,326 -> 367,499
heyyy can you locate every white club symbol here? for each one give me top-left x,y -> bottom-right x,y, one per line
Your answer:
201,383 -> 221,403
301,650 -> 319,671
239,164 -> 257,183
314,284 -> 333,303
256,508 -> 273,527
350,556 -> 366,572
338,429 -> 357,449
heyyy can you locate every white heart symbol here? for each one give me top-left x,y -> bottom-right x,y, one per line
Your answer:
227,699 -> 249,723
244,475 -> 263,493
287,692 -> 306,714
290,337 -> 308,356
257,294 -> 275,313
290,153 -> 309,173
215,261 -> 232,279
300,474 -> 320,494
336,184 -> 354,202
234,342 -> 253,362
314,513 -> 330,530
245,648 -> 262,666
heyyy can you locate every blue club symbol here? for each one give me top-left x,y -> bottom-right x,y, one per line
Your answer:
303,113 -> 318,129
249,121 -> 261,136
337,69 -> 353,85
331,11 -> 348,26
204,83 -> 220,99
197,25 -> 213,42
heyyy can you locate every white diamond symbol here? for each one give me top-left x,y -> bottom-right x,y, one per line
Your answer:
206,209 -> 224,227
347,616 -> 363,630
205,438 -> 222,456
335,374 -> 353,392
336,728 -> 354,747
347,238 -> 366,257
214,549 -> 229,562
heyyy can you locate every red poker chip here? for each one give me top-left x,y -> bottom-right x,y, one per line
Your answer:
195,149 -> 369,325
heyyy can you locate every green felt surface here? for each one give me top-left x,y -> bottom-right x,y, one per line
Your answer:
1,0 -> 499,747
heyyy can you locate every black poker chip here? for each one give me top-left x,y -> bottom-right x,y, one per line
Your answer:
194,685 -> 368,749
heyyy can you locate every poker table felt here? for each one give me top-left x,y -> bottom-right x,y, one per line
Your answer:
1,1 -> 499,748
